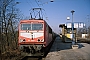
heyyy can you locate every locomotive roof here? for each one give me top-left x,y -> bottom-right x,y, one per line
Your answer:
20,19 -> 46,23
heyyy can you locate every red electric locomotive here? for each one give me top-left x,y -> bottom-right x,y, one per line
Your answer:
18,19 -> 53,56
18,8 -> 56,56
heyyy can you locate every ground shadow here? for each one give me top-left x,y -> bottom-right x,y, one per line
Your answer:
77,43 -> 85,48
49,36 -> 85,52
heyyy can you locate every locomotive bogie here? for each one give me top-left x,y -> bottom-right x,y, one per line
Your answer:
19,44 -> 44,54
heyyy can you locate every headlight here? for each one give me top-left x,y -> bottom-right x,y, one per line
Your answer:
19,39 -> 23,43
41,39 -> 44,42
38,39 -> 40,42
37,39 -> 44,42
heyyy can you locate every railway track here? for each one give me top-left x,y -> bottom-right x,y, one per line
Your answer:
21,56 -> 45,60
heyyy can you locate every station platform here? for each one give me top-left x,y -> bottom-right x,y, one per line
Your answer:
45,36 -> 90,60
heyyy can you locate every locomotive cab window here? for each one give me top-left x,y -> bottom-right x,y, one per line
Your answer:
21,24 -> 31,30
21,23 -> 43,30
32,24 -> 43,30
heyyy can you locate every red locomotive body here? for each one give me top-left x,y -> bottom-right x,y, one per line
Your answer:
18,19 -> 53,56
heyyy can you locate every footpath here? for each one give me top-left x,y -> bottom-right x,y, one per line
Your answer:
45,36 -> 90,60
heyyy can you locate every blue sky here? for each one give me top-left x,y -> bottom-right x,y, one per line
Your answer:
15,0 -> 90,33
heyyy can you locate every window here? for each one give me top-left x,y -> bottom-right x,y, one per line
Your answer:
21,23 -> 43,30
21,24 -> 31,30
32,24 -> 43,30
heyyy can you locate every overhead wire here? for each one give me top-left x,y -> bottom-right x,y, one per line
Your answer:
36,0 -> 48,20
26,0 -> 39,19
29,0 -> 35,8
25,0 -> 48,20
26,0 -> 33,8
35,0 -> 48,20
35,0 -> 41,7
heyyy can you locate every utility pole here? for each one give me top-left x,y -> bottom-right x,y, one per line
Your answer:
71,10 -> 78,49
87,15 -> 89,34
71,10 -> 75,45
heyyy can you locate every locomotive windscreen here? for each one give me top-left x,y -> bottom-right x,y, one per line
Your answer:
21,23 -> 43,30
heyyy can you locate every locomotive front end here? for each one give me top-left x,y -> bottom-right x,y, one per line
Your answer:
18,20 -> 45,55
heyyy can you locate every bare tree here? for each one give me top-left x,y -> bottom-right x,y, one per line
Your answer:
88,26 -> 90,38
77,26 -> 87,37
0,0 -> 21,54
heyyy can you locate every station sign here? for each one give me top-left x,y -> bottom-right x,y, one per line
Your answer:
78,22 -> 85,28
74,23 -> 78,28
66,22 -> 72,28
66,22 -> 85,28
